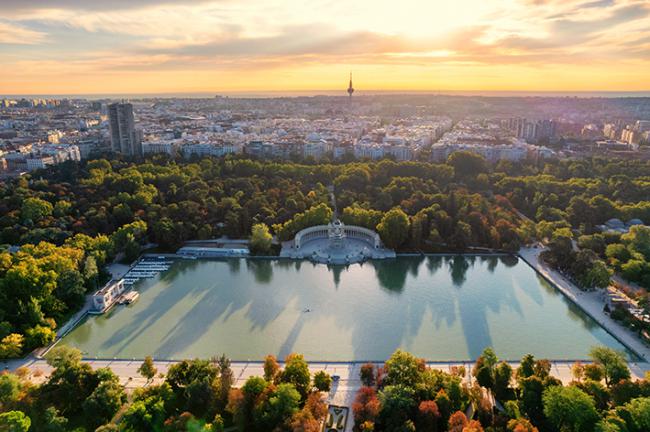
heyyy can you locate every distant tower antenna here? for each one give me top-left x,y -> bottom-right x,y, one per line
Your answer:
347,72 -> 354,101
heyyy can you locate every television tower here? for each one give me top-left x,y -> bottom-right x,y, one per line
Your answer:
347,72 -> 354,101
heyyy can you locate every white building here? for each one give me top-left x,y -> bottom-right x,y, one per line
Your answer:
142,140 -> 181,156
181,142 -> 242,159
91,279 -> 126,313
26,156 -> 55,171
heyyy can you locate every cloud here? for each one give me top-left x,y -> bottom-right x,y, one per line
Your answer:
0,21 -> 47,44
0,0 -> 218,12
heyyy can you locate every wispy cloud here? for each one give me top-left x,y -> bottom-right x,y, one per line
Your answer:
0,0 -> 649,92
0,21 -> 47,45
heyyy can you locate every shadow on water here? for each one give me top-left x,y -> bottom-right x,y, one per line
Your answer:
426,256 -> 443,273
99,268 -> 214,355
227,258 -> 241,274
329,265 -> 344,287
278,316 -> 307,360
246,260 -> 273,284
370,256 -> 424,293
486,256 -> 498,273
67,255 -> 634,361
499,255 -> 519,267
449,255 -> 470,287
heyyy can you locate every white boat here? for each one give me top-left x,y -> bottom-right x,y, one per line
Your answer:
120,291 -> 139,305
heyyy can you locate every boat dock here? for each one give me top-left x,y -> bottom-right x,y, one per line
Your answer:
121,257 -> 172,285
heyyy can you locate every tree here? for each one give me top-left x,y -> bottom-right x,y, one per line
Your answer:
21,197 -> 53,223
589,347 -> 630,387
24,325 -> 55,351
313,371 -> 332,392
0,411 -> 31,432
378,385 -> 416,430
383,349 -> 422,388
494,361 -> 513,401
417,400 -> 440,431
0,334 -> 24,359
279,353 -> 311,399
376,208 -> 410,249
82,379 -> 127,430
122,394 -> 167,432
448,410 -> 469,432
41,407 -> 68,432
360,363 -> 376,387
507,418 -> 539,432
517,354 -> 535,380
138,356 -> 157,382
216,354 -> 233,411
622,225 -> 650,260
519,375 -> 546,425
0,374 -> 22,409
352,387 -> 380,426
625,397 -> 650,431
45,345 -> 82,369
263,354 -> 280,382
83,255 -> 99,289
473,347 -> 498,392
253,383 -> 301,430
250,223 -> 273,254
583,363 -> 605,382
447,151 -> 487,179
543,385 -> 598,432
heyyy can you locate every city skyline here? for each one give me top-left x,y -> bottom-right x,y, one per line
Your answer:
1,0 -> 650,95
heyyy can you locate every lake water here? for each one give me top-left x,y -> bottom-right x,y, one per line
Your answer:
60,256 -> 632,361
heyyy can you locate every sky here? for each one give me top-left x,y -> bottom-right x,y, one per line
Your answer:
1,0 -> 649,95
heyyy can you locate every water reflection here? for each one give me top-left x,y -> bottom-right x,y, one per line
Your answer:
247,260 -> 273,284
61,255 -> 634,361
450,255 -> 470,287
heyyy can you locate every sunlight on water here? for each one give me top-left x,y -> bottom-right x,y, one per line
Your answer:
61,256 -> 632,361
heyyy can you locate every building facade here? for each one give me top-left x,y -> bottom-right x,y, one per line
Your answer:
108,102 -> 143,156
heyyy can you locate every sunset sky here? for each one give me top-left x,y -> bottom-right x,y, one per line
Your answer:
1,0 -> 650,95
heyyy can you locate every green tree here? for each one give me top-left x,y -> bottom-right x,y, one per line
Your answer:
82,379 -> 126,429
0,334 -> 24,359
0,374 -> 22,409
250,223 -> 273,254
138,356 -> 157,382
279,353 -> 311,399
377,208 -> 410,249
21,197 -> 53,223
0,411 -> 30,432
625,397 -> 650,431
384,350 -> 422,388
313,371 -> 332,392
589,347 -> 630,387
447,151 -> 487,180
494,361 -> 513,401
216,354 -> 234,411
41,407 -> 68,432
121,396 -> 167,432
45,345 -> 82,369
543,385 -> 598,432
24,325 -> 56,351
253,383 -> 301,430
378,385 -> 417,430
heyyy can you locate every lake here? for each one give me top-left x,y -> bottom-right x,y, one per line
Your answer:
60,256 -> 633,361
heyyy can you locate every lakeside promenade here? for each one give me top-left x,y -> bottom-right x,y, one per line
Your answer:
2,357 -> 648,432
518,246 -> 650,368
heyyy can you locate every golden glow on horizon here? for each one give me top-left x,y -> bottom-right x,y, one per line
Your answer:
1,0 -> 649,94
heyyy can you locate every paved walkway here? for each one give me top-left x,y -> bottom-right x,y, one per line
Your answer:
2,357 -> 648,432
519,246 -> 650,363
